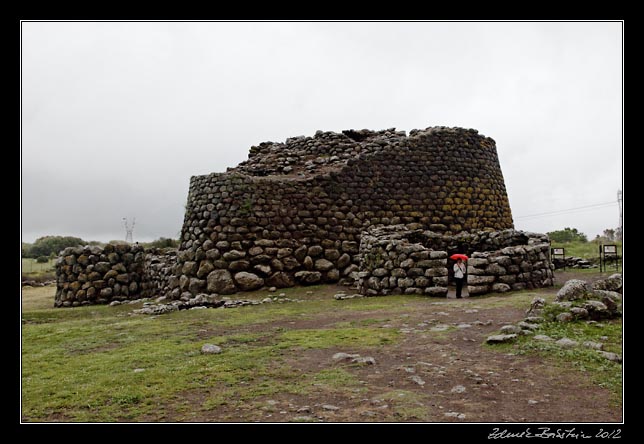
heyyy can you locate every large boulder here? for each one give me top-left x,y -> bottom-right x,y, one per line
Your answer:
196,261 -> 214,278
592,274 -> 622,294
468,285 -> 490,295
182,261 -> 198,276
598,292 -> 621,315
492,283 -> 511,293
294,271 -> 322,284
467,275 -> 495,285
592,289 -> 621,301
265,272 -> 295,288
233,272 -> 264,291
486,334 -> 517,344
584,300 -> 612,320
188,278 -> 206,293
206,269 -> 236,295
94,262 -> 111,274
314,258 -> 335,272
556,279 -> 591,301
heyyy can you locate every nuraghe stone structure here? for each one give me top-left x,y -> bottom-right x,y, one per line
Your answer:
357,225 -> 553,297
173,126 -> 515,298
55,125 -> 554,307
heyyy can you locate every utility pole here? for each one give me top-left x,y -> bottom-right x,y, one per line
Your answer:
123,217 -> 135,243
617,190 -> 623,240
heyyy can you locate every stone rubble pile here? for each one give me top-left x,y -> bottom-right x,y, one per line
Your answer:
486,274 -> 622,363
131,293 -> 302,315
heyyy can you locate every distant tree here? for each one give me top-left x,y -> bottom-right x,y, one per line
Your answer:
547,227 -> 588,243
36,256 -> 49,263
593,227 -> 623,244
28,236 -> 86,258
21,242 -> 33,257
108,240 -> 130,245
144,237 -> 179,249
603,229 -> 616,241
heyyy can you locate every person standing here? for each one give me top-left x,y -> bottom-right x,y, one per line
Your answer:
453,258 -> 466,299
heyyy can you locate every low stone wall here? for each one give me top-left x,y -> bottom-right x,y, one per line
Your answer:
168,232 -> 359,299
54,226 -> 554,305
466,244 -> 554,295
552,256 -> 597,270
55,245 -> 177,307
356,225 -> 554,297
357,227 -> 448,296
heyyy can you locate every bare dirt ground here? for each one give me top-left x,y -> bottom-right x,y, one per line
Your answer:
170,272 -> 622,423
23,270 -> 621,423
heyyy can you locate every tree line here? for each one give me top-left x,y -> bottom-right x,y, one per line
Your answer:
22,236 -> 179,259
546,227 -> 622,243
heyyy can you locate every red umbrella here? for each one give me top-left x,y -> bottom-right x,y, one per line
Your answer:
450,253 -> 469,261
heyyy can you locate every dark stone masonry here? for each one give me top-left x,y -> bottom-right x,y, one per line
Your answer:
357,225 -> 553,297
54,244 -> 175,307
55,125 -> 554,307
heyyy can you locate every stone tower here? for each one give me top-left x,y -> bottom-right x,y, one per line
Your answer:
173,126 -> 513,297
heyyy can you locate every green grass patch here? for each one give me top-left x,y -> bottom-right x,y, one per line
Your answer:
22,258 -> 56,277
22,285 -> 57,311
278,327 -> 399,349
21,286 -> 401,421
334,318 -> 389,328
551,240 -> 622,261
471,289 -> 557,309
377,389 -> 429,421
488,319 -> 622,403
22,280 -> 621,422
312,368 -> 361,389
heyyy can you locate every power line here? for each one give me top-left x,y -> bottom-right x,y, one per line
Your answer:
515,201 -> 617,220
516,204 -> 617,220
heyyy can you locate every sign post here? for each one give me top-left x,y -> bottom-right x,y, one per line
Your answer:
599,244 -> 619,272
551,247 -> 566,270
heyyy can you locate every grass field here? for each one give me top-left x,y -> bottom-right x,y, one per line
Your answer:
22,258 -> 56,277
550,241 -> 623,260
21,278 -> 622,423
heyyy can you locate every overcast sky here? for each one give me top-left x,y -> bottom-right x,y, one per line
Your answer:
21,21 -> 622,244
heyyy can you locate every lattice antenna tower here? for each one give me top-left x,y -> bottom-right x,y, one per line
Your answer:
123,217 -> 135,243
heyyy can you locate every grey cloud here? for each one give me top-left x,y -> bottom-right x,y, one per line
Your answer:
21,21 -> 622,242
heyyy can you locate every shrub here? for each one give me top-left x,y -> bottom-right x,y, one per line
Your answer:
28,236 -> 86,258
36,256 -> 49,263
144,237 -> 179,249
547,228 -> 588,243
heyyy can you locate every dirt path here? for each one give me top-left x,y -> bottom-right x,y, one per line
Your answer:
25,270 -> 620,423
176,279 -> 622,422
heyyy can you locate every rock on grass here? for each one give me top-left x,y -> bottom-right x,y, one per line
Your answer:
486,334 -> 517,344
598,351 -> 622,363
201,344 -> 222,354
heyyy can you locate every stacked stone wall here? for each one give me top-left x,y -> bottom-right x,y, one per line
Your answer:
54,245 -> 177,307
355,225 -> 553,297
357,227 -> 449,296
466,243 -> 554,296
175,126 -> 514,297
